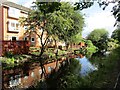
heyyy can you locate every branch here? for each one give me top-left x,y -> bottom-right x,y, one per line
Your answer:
33,30 -> 41,38
44,36 -> 49,47
41,28 -> 45,46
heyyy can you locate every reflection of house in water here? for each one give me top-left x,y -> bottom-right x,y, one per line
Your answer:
2,57 -> 67,89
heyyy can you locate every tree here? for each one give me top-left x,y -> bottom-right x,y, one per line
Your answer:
87,29 -> 109,54
20,2 -> 84,78
107,38 -> 119,51
70,33 -> 82,45
46,2 -> 84,49
19,2 -> 62,78
111,29 -> 120,42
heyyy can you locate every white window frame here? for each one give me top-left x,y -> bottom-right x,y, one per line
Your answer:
8,20 -> 19,32
31,37 -> 35,42
8,7 -> 20,18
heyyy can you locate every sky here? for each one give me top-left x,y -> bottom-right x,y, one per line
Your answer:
81,2 -> 116,38
8,0 -> 117,38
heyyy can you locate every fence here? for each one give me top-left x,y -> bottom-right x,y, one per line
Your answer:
0,40 -> 30,56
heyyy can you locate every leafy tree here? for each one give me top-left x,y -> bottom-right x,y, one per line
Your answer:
19,2 -> 62,78
87,29 -> 109,54
85,40 -> 97,58
107,38 -> 119,51
111,29 -> 120,42
70,33 -> 82,45
20,2 -> 84,78
46,2 -> 84,49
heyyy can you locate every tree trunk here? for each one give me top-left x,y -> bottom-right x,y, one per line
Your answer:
39,46 -> 47,78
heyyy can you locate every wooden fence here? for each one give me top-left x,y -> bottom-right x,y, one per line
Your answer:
0,40 -> 30,56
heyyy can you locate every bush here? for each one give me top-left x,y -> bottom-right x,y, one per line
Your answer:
4,51 -> 14,58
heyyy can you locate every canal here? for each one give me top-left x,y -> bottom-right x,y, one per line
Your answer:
76,56 -> 98,76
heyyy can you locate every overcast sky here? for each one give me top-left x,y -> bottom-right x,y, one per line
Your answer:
8,0 -> 117,38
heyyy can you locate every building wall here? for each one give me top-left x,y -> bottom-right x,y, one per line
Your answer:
1,3 -> 65,48
0,5 -> 3,41
3,6 -> 27,41
0,5 -> 3,56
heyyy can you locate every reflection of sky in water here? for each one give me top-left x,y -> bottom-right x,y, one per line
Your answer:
76,56 -> 98,76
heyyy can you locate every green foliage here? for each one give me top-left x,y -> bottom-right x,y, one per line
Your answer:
4,51 -> 14,58
0,57 -> 15,69
107,38 -> 119,51
85,40 -> 98,58
70,33 -> 83,44
74,2 -> 94,10
20,2 -> 84,57
87,29 -> 109,53
85,46 -> 120,88
56,58 -> 81,89
111,29 -> 120,42
76,40 -> 97,58
46,2 -> 84,44
34,2 -> 61,14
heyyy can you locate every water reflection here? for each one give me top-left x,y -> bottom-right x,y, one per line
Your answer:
76,56 -> 98,76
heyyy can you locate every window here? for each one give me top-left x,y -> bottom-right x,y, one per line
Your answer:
31,37 -> 35,42
8,20 -> 19,32
24,37 -> 28,41
12,37 -> 16,41
16,23 -> 19,30
8,7 -> 20,18
11,23 -> 15,27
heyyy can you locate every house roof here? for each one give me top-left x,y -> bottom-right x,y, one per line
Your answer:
2,1 -> 31,12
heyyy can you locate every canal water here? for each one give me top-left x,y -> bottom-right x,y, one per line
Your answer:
76,56 -> 98,76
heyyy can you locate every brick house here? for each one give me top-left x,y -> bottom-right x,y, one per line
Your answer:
0,1 -> 32,56
0,0 -> 30,41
